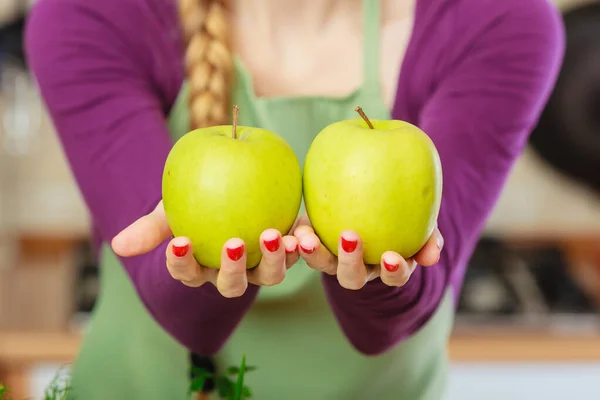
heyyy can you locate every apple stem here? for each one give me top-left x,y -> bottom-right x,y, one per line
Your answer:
232,105 -> 239,139
354,106 -> 374,129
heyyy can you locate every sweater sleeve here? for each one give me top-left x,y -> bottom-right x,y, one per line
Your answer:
25,0 -> 258,355
321,0 -> 565,355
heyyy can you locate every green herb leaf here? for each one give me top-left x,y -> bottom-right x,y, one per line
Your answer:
189,376 -> 207,393
189,367 -> 214,394
233,354 -> 247,400
43,365 -> 72,400
242,385 -> 252,398
0,383 -> 7,399
215,376 -> 234,398
226,366 -> 257,375
191,366 -> 214,377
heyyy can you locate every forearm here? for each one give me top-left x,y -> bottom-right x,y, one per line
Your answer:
97,170 -> 259,356
322,0 -> 564,355
126,242 -> 259,355
78,138 -> 259,355
25,0 -> 257,355
321,265 -> 448,355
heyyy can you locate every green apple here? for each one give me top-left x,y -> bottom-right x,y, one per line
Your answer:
303,107 -> 442,264
162,107 -> 302,269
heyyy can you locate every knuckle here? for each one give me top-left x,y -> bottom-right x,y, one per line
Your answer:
260,269 -> 285,286
398,274 -> 411,286
338,276 -> 363,291
323,265 -> 337,275
303,254 -> 337,275
220,285 -> 247,298
386,272 -> 410,287
309,260 -> 336,275
166,265 -> 184,280
167,269 -> 181,280
180,278 -> 203,288
167,264 -> 196,282
294,225 -> 314,238
303,260 -> 321,271
218,277 -> 248,298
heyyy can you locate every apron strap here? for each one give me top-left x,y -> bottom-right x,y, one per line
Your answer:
362,0 -> 382,96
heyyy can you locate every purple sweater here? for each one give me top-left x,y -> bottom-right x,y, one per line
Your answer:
24,0 -> 564,356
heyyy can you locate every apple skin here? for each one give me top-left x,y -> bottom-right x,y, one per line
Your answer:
303,118 -> 442,264
162,125 -> 302,269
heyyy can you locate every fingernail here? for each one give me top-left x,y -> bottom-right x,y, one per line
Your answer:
227,244 -> 244,261
300,244 -> 314,254
436,235 -> 444,250
383,260 -> 399,272
285,243 -> 298,254
264,237 -> 280,252
341,237 -> 357,253
172,244 -> 189,257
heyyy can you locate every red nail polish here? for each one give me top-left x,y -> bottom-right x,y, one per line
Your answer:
172,244 -> 189,257
264,237 -> 280,252
300,244 -> 314,254
341,237 -> 357,253
227,245 -> 244,261
383,260 -> 399,272
285,244 -> 298,254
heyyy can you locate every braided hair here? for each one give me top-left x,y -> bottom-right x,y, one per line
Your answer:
179,0 -> 234,128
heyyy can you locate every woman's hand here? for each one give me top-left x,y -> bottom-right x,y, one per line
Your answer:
111,201 -> 300,298
293,216 -> 443,290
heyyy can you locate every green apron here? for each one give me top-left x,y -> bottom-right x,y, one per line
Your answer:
69,1 -> 455,398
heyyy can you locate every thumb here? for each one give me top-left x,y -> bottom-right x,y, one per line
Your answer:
112,201 -> 172,257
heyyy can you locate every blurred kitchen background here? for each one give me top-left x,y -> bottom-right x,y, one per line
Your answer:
0,0 -> 599,399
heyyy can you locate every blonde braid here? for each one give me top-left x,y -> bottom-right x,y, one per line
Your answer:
179,0 -> 233,129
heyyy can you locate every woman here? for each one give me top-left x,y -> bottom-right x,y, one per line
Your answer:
25,0 -> 564,398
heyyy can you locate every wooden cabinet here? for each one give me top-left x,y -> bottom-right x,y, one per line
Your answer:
0,237 -> 78,331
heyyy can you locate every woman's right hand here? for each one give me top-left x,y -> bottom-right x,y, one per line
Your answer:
111,201 -> 300,298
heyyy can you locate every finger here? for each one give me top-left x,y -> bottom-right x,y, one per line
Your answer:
293,219 -> 314,240
413,227 -> 443,267
217,238 -> 248,298
248,229 -> 286,286
336,230 -> 370,290
366,263 -> 381,282
282,235 -> 299,269
112,201 -> 172,257
166,237 -> 215,287
380,251 -> 417,287
288,212 -> 311,235
297,232 -> 337,275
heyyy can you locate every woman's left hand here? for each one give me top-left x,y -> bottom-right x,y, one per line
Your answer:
293,214 -> 444,290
